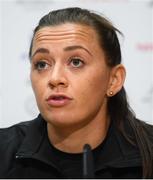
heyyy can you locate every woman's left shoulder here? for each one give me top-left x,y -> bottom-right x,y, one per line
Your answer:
136,118 -> 153,141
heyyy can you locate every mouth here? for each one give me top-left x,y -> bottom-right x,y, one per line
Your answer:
46,94 -> 72,107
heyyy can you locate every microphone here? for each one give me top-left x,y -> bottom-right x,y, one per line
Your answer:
83,144 -> 95,178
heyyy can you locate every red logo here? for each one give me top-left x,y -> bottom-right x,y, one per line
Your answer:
137,43 -> 153,52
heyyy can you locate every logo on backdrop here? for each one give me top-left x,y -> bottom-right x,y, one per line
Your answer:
137,42 -> 153,52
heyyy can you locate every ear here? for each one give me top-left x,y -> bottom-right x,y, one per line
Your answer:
107,64 -> 126,97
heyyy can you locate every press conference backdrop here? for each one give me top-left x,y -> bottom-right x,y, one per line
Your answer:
0,0 -> 153,127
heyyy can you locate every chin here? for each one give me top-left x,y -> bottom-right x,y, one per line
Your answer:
39,104 -> 90,129
41,110 -> 79,128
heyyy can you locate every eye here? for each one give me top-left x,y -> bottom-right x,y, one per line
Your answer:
70,58 -> 84,68
34,61 -> 49,70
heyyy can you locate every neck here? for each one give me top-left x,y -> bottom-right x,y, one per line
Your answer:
47,114 -> 110,153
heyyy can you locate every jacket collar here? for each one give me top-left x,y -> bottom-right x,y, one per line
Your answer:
16,114 -> 142,171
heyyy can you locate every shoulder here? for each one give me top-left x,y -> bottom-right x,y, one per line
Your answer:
130,118 -> 153,160
135,119 -> 153,141
123,117 -> 153,141
0,116 -> 41,177
0,117 -> 40,157
115,117 -> 153,155
0,119 -> 36,144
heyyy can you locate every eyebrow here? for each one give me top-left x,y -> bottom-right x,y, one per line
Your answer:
32,48 -> 50,58
64,45 -> 92,56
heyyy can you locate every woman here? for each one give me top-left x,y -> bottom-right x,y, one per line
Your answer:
0,7 -> 153,178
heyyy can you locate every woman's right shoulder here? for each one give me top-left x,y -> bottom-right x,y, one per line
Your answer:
0,119 -> 36,146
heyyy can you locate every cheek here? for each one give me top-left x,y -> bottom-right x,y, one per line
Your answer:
75,70 -> 109,102
67,69 -> 110,123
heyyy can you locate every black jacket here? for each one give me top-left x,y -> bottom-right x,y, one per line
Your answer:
0,114 -> 152,178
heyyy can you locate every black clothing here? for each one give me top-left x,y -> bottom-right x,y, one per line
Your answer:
0,114 -> 152,178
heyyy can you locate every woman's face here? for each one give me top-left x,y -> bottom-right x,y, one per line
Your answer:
30,23 -> 112,128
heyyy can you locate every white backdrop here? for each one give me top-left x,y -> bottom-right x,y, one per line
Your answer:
0,0 -> 153,127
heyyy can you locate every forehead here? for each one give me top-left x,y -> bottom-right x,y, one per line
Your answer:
32,23 -> 99,49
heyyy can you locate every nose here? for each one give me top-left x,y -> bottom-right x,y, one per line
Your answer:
48,63 -> 68,89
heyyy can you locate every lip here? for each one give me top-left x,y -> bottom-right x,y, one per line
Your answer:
46,94 -> 73,107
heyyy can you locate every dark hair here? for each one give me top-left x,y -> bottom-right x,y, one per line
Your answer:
29,7 -> 153,178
